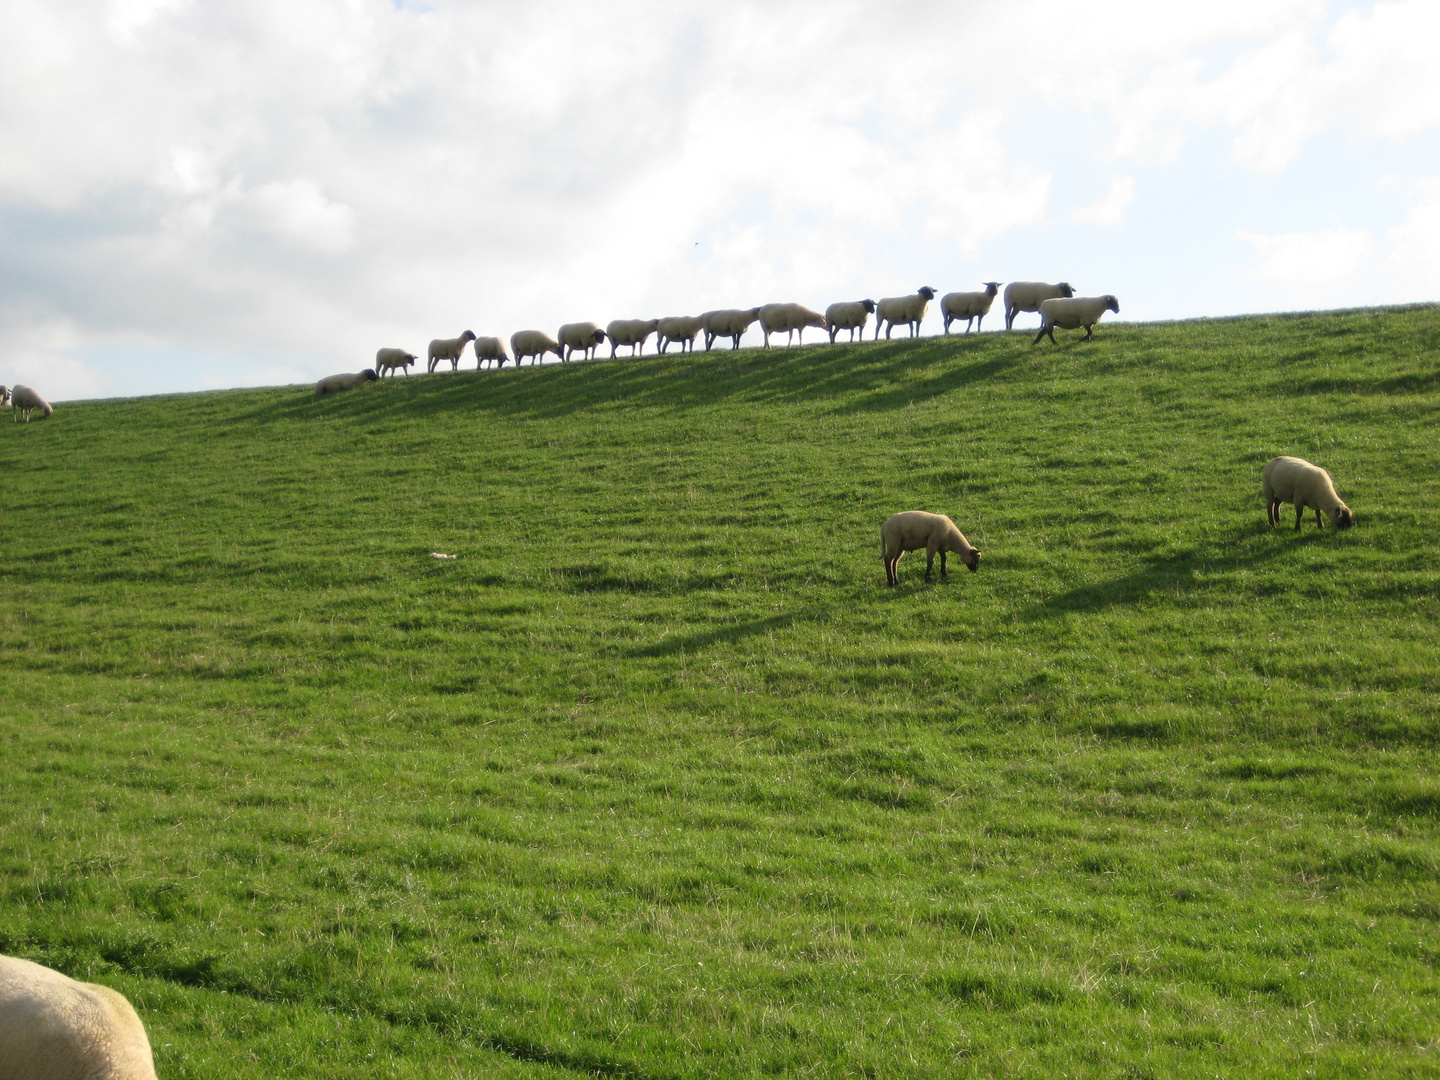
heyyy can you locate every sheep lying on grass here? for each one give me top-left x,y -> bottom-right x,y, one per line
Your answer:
1263,456 -> 1354,532
375,348 -> 418,377
1033,295 -> 1119,344
558,322 -> 607,362
825,299 -> 874,343
657,316 -> 703,353
881,511 -> 981,586
510,330 -> 563,366
876,287 -> 936,340
941,283 -> 1001,334
9,386 -> 53,421
473,336 -> 510,369
758,303 -> 826,348
1004,281 -> 1073,329
701,308 -> 761,351
0,953 -> 158,1080
427,331 -> 477,373
607,319 -> 660,358
315,369 -> 378,395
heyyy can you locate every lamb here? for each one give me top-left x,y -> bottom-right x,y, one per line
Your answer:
0,953 -> 159,1080
881,511 -> 981,587
1003,281 -> 1074,330
700,307 -> 762,351
314,369 -> 378,395
427,331 -> 477,373
1262,456 -> 1354,532
656,316 -> 704,354
758,303 -> 827,348
606,318 -> 660,358
558,322 -> 607,362
375,347 -> 418,377
509,330 -> 563,366
1033,295 -> 1119,344
472,336 -> 510,369
941,282 -> 1001,334
824,299 -> 875,343
9,385 -> 53,421
875,287 -> 936,340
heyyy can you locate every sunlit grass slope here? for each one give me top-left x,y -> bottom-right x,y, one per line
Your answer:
2,306 -> 1438,1079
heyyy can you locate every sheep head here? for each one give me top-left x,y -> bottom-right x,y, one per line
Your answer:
461,330 -> 476,343
1334,507 -> 1354,530
966,549 -> 981,572
362,368 -> 378,381
1057,282 -> 1075,297
983,281 -> 1001,294
919,286 -> 936,300
861,299 -> 876,313
1104,295 -> 1119,314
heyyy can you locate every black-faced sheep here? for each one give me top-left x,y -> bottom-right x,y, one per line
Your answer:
824,300 -> 875,343
700,308 -> 762,351
941,283 -> 1001,334
375,348 -> 418,377
881,511 -> 981,586
509,330 -> 563,366
1032,295 -> 1119,344
315,369 -> 378,395
656,316 -> 704,353
606,318 -> 660,358
427,331 -> 477,373
875,287 -> 936,340
473,336 -> 510,369
1262,456 -> 1354,532
558,322 -> 607,362
1004,281 -> 1074,330
758,303 -> 826,348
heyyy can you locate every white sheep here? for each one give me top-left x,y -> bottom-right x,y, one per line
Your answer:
1033,295 -> 1119,344
472,336 -> 510,369
824,300 -> 875,343
700,308 -> 762,351
881,511 -> 981,586
375,347 -> 418,377
0,954 -> 158,1080
427,331 -> 477,373
875,287 -> 936,340
656,316 -> 704,354
315,369 -> 378,395
9,386 -> 53,421
606,318 -> 660,359
941,282 -> 1001,334
1262,456 -> 1354,532
1003,281 -> 1074,330
509,330 -> 563,366
558,322 -> 607,362
758,303 -> 827,348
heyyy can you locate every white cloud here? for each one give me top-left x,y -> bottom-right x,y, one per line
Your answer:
1238,226 -> 1374,288
1071,175 -> 1136,227
1386,177 -> 1440,297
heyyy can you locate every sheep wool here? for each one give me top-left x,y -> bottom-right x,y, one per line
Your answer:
941,283 -> 1001,334
700,308 -> 761,351
880,511 -> 981,587
875,287 -> 936,340
606,319 -> 660,359
0,954 -> 159,1080
427,331 -> 477,373
375,348 -> 418,377
824,300 -> 875,343
758,303 -> 827,348
656,316 -> 704,354
1262,456 -> 1354,532
472,336 -> 510,369
9,386 -> 53,421
558,322 -> 607,362
315,369 -> 379,395
509,330 -> 563,366
1033,295 -> 1119,344
1003,281 -> 1074,330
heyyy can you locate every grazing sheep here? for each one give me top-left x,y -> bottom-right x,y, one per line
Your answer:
606,318 -> 660,359
758,303 -> 827,348
509,330 -> 563,366
1033,295 -> 1119,344
426,330 -> 477,373
881,511 -> 981,587
656,316 -> 704,354
700,308 -> 762,351
558,322 -> 607,362
941,282 -> 1001,334
9,386 -> 53,421
825,299 -> 875,343
1003,281 -> 1074,330
473,336 -> 510,370
315,369 -> 378,395
875,287 -> 936,340
375,347 -> 418,377
0,954 -> 158,1080
1262,456 -> 1354,532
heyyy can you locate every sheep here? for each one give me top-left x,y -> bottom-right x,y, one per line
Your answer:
875,287 -> 936,340
1262,456 -> 1354,532
426,331 -> 477,373
9,386 -> 53,421
606,318 -> 660,359
758,303 -> 827,348
509,330 -> 563,366
656,316 -> 704,354
558,322 -> 607,362
700,307 -> 762,351
1033,295 -> 1119,344
472,336 -> 510,369
824,299 -> 875,343
0,953 -> 159,1080
1003,281 -> 1074,330
0,386 -> 10,406
881,511 -> 981,587
375,347 -> 418,377
941,282 -> 1001,334
315,369 -> 378,395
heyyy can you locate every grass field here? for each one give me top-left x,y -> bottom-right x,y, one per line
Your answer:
2,306 -> 1438,1079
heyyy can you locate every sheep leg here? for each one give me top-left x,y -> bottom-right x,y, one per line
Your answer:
924,548 -> 937,583
1294,505 -> 1304,532
940,551 -> 948,578
1267,498 -> 1280,528
1315,507 -> 1324,529
1083,325 -> 1095,341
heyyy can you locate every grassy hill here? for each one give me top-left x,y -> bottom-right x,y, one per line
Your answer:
2,307 -> 1437,1079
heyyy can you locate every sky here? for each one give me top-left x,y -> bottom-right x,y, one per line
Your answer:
2,0 -> 1438,401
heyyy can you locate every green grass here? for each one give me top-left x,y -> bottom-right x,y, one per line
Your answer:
2,306 -> 1438,1079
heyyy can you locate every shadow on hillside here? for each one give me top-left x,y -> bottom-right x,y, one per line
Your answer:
624,611 -> 798,658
